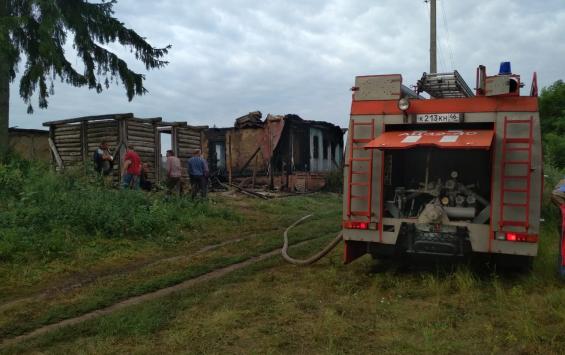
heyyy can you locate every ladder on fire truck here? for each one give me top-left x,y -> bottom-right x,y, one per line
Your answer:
417,71 -> 475,98
498,116 -> 534,232
346,119 -> 375,220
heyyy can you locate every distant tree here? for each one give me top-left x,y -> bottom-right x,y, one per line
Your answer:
0,0 -> 170,154
539,80 -> 565,167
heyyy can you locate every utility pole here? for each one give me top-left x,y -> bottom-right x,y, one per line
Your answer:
429,0 -> 437,73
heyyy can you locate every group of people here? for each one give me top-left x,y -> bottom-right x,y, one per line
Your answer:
93,141 -> 209,198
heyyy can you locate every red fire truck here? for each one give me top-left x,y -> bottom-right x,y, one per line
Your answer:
342,63 -> 543,267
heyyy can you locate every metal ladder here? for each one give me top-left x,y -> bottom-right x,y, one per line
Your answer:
417,71 -> 475,98
498,116 -> 534,231
347,119 -> 375,219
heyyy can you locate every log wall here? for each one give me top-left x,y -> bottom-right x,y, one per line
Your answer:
125,120 -> 158,183
175,126 -> 204,181
52,123 -> 84,167
48,117 -> 205,188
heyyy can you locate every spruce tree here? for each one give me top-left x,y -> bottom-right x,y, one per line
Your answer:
0,0 -> 170,154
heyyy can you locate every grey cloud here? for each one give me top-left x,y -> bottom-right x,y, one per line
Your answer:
9,0 -> 565,131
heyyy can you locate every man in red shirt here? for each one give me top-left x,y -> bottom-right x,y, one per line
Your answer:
122,145 -> 142,189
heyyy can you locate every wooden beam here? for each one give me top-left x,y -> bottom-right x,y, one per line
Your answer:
43,113 -> 134,126
81,121 -> 88,163
48,137 -> 64,170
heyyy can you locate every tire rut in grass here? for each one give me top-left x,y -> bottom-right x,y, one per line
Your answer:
0,238 -> 244,312
0,238 -> 317,349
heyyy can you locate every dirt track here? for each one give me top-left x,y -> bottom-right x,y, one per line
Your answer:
0,239 -> 312,349
0,238 -> 243,313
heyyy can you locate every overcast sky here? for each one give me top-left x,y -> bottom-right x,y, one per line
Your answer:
9,0 -> 565,131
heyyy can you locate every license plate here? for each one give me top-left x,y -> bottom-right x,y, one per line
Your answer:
416,113 -> 461,123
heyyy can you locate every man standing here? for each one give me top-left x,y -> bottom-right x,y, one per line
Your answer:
188,149 -> 209,199
122,145 -> 142,189
93,141 -> 114,175
166,150 -> 182,196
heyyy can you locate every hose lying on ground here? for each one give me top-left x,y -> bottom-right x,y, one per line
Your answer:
281,214 -> 344,265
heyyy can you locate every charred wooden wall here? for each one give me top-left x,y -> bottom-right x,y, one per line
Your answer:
205,127 -> 268,177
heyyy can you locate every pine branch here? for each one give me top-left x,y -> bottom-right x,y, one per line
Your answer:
4,0 -> 171,112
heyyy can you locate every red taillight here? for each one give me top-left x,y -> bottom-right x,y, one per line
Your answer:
504,233 -> 538,243
343,221 -> 369,230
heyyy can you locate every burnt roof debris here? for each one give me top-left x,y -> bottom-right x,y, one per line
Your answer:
234,111 -> 263,128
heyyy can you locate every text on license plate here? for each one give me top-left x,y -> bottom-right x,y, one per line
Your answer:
416,113 -> 461,123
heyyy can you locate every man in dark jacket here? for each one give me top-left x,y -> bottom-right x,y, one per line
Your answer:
187,149 -> 209,198
93,141 -> 113,175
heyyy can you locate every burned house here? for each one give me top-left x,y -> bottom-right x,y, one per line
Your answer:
204,112 -> 344,191
43,113 -> 205,185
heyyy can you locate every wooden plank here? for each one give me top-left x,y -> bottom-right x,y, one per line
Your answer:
127,129 -> 154,138
87,121 -> 118,129
54,132 -> 81,140
177,128 -> 201,135
178,142 -> 199,149
48,138 -> 64,170
128,141 -> 155,149
54,139 -> 81,145
178,146 -> 200,153
125,117 -> 162,124
59,152 -> 83,157
178,148 -> 199,156
87,128 -> 118,136
56,142 -> 84,148
87,134 -> 118,141
87,142 -> 118,149
53,125 -> 81,134
127,121 -> 156,130
133,146 -> 155,153
177,132 -> 201,140
178,139 -> 200,146
127,123 -> 154,132
57,148 -> 84,153
127,123 -> 154,131
126,127 -> 154,136
178,137 -> 201,145
88,137 -> 118,146
43,113 -> 133,126
128,135 -> 155,145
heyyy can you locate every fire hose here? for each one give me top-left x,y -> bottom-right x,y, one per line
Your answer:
281,214 -> 343,265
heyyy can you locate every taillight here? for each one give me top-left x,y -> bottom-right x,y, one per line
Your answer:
343,221 -> 369,230
497,232 -> 538,243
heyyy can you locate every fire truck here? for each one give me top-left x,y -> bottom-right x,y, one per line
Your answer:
342,63 -> 543,267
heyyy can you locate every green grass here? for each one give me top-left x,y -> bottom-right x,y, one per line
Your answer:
4,221 -> 564,354
0,156 -> 343,341
2,156 -> 565,354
